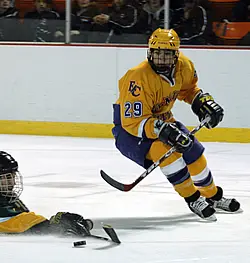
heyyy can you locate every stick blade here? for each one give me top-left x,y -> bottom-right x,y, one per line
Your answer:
100,170 -> 131,191
102,224 -> 121,244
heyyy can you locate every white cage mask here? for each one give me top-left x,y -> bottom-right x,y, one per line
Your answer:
0,171 -> 23,203
148,49 -> 179,75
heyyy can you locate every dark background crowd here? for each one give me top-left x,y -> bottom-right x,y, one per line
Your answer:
0,0 -> 250,45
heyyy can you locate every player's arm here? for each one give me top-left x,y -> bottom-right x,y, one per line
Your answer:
0,211 -> 93,236
0,211 -> 47,234
118,73 -> 193,152
0,199 -> 92,236
178,56 -> 224,128
0,198 -> 47,234
177,56 -> 201,104
27,212 -> 93,236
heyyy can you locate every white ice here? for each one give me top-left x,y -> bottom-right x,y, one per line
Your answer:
1,134 -> 250,263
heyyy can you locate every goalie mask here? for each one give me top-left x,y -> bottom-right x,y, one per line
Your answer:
0,151 -> 23,203
147,28 -> 180,75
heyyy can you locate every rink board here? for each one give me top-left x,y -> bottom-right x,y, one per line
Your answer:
1,45 -> 249,143
1,120 -> 250,143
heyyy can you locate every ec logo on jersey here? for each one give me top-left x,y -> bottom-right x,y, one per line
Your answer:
129,81 -> 141,97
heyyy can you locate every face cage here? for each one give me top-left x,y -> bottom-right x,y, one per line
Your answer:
148,49 -> 179,74
0,171 -> 23,203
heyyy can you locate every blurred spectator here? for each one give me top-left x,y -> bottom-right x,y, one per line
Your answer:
0,0 -> 18,18
171,0 -> 208,45
25,0 -> 60,19
136,0 -> 165,34
93,0 -> 138,34
24,0 -> 62,42
71,0 -> 101,31
56,0 -> 102,42
233,0 -> 250,21
0,0 -> 19,41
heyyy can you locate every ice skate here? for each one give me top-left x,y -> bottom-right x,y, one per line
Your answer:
206,186 -> 242,213
188,196 -> 217,221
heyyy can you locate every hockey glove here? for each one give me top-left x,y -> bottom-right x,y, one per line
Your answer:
192,92 -> 224,129
49,212 -> 93,237
155,120 -> 193,153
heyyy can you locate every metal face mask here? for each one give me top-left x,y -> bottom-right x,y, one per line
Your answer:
150,49 -> 179,74
0,171 -> 23,203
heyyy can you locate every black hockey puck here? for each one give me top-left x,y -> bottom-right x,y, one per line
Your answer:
73,240 -> 87,247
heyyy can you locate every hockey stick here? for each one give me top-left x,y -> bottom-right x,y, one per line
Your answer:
100,116 -> 211,192
102,224 -> 121,244
85,225 -> 121,244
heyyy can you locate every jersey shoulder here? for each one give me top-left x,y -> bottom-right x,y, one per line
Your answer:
177,52 -> 195,71
177,52 -> 196,78
122,60 -> 152,80
118,60 -> 153,98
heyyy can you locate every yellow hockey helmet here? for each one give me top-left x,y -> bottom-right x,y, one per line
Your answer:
148,28 -> 180,51
147,28 -> 180,75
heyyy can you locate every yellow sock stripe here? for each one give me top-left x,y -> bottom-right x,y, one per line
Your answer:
187,154 -> 207,176
173,177 -> 197,198
198,182 -> 218,198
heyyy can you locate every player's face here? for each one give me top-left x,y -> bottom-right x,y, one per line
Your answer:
0,173 -> 15,193
78,0 -> 89,7
0,171 -> 23,202
35,0 -> 48,10
149,0 -> 161,8
152,49 -> 176,73
0,0 -> 11,9
114,0 -> 123,7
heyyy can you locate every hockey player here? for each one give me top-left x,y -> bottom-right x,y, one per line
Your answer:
0,151 -> 93,235
112,28 -> 241,220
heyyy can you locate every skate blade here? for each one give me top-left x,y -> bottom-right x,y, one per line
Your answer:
236,208 -> 243,213
215,208 -> 243,214
203,214 -> 217,222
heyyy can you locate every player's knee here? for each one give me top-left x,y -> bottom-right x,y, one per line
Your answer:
182,136 -> 205,165
187,154 -> 208,176
147,140 -> 182,165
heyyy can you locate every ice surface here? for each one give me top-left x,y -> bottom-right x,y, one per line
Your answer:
1,134 -> 250,263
